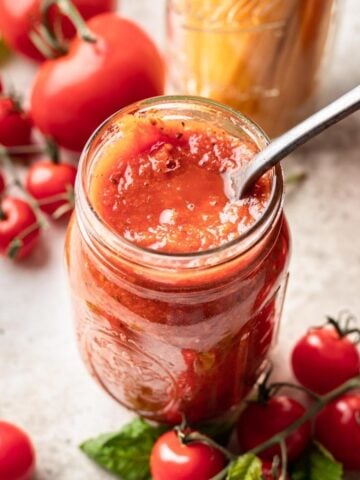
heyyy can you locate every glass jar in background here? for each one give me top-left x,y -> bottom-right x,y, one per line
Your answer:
166,0 -> 338,137
65,97 -> 290,426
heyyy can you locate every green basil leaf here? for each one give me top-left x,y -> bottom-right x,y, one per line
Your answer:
80,418 -> 169,480
291,442 -> 343,480
226,453 -> 262,480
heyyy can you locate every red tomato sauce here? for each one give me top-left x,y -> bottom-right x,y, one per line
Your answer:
66,107 -> 290,425
90,116 -> 271,253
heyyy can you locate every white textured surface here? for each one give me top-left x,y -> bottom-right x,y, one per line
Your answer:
0,1 -> 359,479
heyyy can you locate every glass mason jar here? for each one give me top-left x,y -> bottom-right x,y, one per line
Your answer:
166,0 -> 338,137
65,96 -> 290,425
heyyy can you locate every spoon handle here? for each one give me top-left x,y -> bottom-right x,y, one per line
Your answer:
237,85 -> 360,197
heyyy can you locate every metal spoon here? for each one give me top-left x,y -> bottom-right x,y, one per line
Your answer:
234,85 -> 360,198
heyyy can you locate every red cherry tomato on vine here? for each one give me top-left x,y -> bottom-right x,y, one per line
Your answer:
315,393 -> 360,470
26,160 -> 77,217
31,14 -> 164,152
150,430 -> 226,480
0,0 -> 116,62
0,170 -> 5,195
0,97 -> 32,147
0,420 -> 35,480
236,396 -> 311,463
0,197 -> 40,259
292,327 -> 359,395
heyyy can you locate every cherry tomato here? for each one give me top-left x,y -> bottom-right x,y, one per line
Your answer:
0,420 -> 35,480
315,393 -> 360,470
0,197 -> 40,259
292,327 -> 359,395
236,396 -> 311,463
31,14 -> 164,152
0,170 -> 5,195
0,0 -> 116,62
0,97 -> 32,147
150,430 -> 226,480
26,160 -> 77,216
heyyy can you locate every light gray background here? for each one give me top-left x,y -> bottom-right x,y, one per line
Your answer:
0,1 -> 359,478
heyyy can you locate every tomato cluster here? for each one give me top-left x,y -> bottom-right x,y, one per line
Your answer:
0,82 -> 78,259
0,0 -> 164,152
148,318 -> 360,480
293,320 -> 360,470
0,0 -> 165,261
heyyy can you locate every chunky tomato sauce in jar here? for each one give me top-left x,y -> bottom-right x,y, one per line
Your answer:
65,97 -> 290,425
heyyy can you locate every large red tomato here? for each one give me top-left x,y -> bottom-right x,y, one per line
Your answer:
0,0 -> 116,61
30,13 -> 165,152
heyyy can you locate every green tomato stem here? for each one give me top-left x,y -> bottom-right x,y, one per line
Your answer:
279,440 -> 287,480
41,0 -> 97,53
0,147 -> 49,229
29,28 -> 59,59
37,192 -> 71,206
207,375 -> 360,480
45,137 -> 60,164
268,382 -> 320,401
326,315 -> 360,339
1,139 -> 60,164
256,363 -> 319,404
52,202 -> 74,219
4,145 -> 45,156
7,220 -> 42,259
182,431 -> 236,461
270,456 -> 281,479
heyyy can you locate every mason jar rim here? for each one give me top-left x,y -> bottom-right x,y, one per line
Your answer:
75,95 -> 284,271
